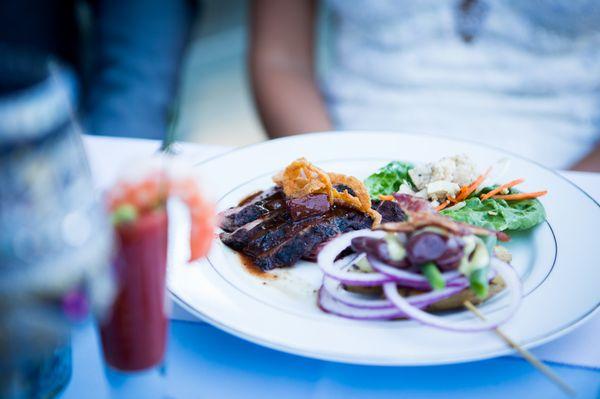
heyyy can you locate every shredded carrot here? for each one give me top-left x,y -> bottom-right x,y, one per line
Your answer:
453,167 -> 492,203
481,178 -> 525,201
452,189 -> 465,202
491,191 -> 548,201
379,194 -> 395,202
435,200 -> 451,212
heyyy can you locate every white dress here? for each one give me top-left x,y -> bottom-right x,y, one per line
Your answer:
321,0 -> 600,169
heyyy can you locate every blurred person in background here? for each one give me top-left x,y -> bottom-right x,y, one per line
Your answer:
249,0 -> 600,171
0,0 -> 196,140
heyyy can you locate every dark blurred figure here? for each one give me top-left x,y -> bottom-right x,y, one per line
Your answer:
0,0 -> 197,139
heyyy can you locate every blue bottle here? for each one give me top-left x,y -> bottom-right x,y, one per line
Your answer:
0,47 -> 114,399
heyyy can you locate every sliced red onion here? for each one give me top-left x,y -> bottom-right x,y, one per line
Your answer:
322,276 -> 470,310
382,258 -> 522,332
408,284 -> 470,307
368,257 -> 465,289
318,287 -> 409,320
317,229 -> 393,286
318,229 -> 487,288
322,276 -> 395,309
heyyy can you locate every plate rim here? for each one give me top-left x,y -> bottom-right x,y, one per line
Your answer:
170,287 -> 600,366
169,130 -> 600,366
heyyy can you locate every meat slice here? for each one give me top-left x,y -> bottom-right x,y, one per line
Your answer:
219,210 -> 289,250
392,193 -> 432,213
302,200 -> 406,262
219,186 -> 407,271
253,221 -> 340,271
372,200 -> 406,224
251,207 -> 372,270
219,219 -> 264,251
220,205 -> 372,270
219,187 -> 285,232
286,193 -> 330,221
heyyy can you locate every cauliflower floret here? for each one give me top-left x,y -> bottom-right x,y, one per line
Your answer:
430,157 -> 456,183
452,154 -> 477,187
426,180 -> 460,202
408,164 -> 432,191
409,154 -> 478,201
430,154 -> 477,187
410,154 -> 477,190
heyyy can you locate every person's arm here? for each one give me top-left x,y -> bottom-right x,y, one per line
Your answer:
570,142 -> 600,172
249,0 -> 332,139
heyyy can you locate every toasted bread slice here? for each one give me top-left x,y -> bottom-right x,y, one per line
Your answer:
425,275 -> 505,311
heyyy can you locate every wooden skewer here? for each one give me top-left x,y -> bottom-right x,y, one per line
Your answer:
463,301 -> 576,397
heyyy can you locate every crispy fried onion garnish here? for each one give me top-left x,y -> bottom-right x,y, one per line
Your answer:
376,211 -> 510,242
273,158 -> 336,202
273,158 -> 381,226
329,173 -> 382,226
273,158 -> 334,203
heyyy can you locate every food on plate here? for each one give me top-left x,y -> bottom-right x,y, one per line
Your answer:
364,160 -> 413,200
273,157 -> 335,200
274,157 -> 382,224
440,194 -> 546,232
218,158 -> 405,270
407,154 -> 478,200
316,203 -> 522,331
316,152 -> 547,330
376,202 -> 510,243
218,155 -> 543,332
364,154 -> 547,232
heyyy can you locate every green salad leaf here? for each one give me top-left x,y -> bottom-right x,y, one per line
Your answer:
364,161 -> 413,199
440,196 -> 545,231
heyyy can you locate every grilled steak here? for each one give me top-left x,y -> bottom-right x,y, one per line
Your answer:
286,194 -> 330,221
372,199 -> 406,223
219,187 -> 285,232
219,187 -> 406,270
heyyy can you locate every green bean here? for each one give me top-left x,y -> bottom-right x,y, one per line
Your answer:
469,267 -> 489,299
422,262 -> 445,291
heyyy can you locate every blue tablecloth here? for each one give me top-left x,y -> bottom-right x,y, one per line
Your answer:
62,319 -> 599,398
61,136 -> 600,398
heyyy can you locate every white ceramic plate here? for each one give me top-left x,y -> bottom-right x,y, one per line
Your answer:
168,132 -> 600,366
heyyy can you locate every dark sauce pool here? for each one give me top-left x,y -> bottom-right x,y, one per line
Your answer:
238,190 -> 264,206
238,254 -> 277,280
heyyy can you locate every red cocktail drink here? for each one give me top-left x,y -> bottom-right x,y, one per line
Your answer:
100,209 -> 169,371
100,163 -> 214,372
